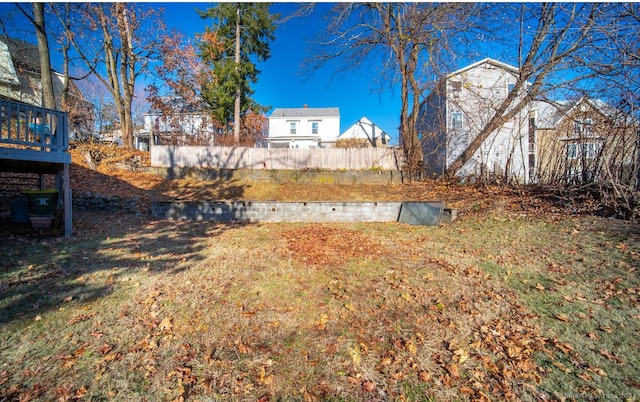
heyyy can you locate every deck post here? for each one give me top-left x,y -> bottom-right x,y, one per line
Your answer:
63,163 -> 72,237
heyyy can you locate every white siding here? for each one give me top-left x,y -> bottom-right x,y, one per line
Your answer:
268,110 -> 340,148
445,60 -> 531,182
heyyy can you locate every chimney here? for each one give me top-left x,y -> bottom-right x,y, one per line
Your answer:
303,104 -> 308,108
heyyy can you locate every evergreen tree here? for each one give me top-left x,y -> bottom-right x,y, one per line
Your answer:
198,3 -> 276,143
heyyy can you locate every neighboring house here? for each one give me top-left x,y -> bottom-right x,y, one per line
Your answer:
417,58 -> 534,183
534,97 -> 638,185
0,36 -> 94,141
267,105 -> 340,148
142,97 -> 217,150
338,116 -> 390,147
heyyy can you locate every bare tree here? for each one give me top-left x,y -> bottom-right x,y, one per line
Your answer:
306,3 -> 478,177
14,3 -> 55,110
444,3 -> 630,179
68,3 -> 166,149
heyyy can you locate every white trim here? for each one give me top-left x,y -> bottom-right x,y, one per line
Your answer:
447,58 -> 519,78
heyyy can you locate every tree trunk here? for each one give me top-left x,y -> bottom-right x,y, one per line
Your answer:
118,4 -> 135,149
59,3 -> 71,112
234,5 -> 241,144
33,3 -> 56,111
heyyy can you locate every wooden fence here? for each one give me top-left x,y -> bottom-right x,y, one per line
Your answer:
151,145 -> 405,171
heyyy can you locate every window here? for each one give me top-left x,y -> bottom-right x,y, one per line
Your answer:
528,117 -> 536,145
567,142 -> 599,160
451,111 -> 462,129
288,121 -> 298,135
583,118 -> 593,136
574,118 -> 593,136
451,80 -> 461,97
583,142 -> 597,159
311,121 -> 319,135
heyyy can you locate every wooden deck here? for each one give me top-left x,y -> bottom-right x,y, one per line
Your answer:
0,99 -> 72,237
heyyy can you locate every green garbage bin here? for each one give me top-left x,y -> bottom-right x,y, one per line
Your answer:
24,189 -> 59,217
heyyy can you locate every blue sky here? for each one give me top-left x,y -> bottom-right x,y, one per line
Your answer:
160,2 -> 404,144
0,2 -> 404,143
0,2 -> 504,146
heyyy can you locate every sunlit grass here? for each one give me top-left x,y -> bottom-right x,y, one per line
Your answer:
1,212 -> 638,400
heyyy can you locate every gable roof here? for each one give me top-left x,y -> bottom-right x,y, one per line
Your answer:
535,97 -> 635,129
533,100 -> 571,129
270,107 -> 340,118
0,36 -> 41,73
340,116 -> 390,141
447,58 -> 519,79
0,36 -> 89,109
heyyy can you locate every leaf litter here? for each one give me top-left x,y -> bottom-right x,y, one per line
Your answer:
1,144 -> 639,400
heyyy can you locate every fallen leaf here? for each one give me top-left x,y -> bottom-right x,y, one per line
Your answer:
263,373 -> 275,385
99,344 -> 113,355
454,348 -> 469,364
316,313 -> 330,330
159,317 -> 173,331
362,381 -> 376,392
69,312 -> 96,325
577,372 -> 593,382
102,353 -> 119,362
400,293 -> 414,302
448,364 -> 460,378
419,371 -> 432,382
553,339 -> 574,354
459,386 -> 474,395
555,314 -> 571,322
62,358 -> 76,368
75,387 -> 88,398
235,337 -> 251,354
588,367 -> 607,377
553,361 -> 571,373
349,347 -> 361,366
599,349 -> 624,364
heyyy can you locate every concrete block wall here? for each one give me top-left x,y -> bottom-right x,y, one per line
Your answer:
152,201 -> 403,223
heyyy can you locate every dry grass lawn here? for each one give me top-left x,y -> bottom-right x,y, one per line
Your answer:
0,145 -> 639,401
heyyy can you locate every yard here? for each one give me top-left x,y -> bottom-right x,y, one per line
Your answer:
0,145 -> 639,401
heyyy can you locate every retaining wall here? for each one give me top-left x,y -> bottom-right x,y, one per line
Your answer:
152,201 -> 449,225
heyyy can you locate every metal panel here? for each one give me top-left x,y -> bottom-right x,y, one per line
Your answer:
398,202 -> 444,226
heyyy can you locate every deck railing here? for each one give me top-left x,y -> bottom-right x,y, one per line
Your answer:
0,99 -> 68,158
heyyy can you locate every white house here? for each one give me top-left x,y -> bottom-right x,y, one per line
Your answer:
142,97 -> 217,150
417,58 -> 534,183
267,105 -> 340,148
339,116 -> 391,147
